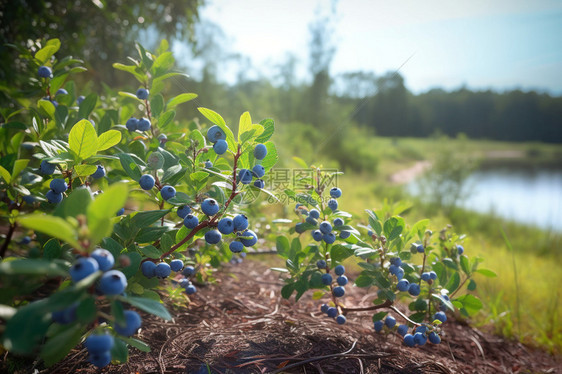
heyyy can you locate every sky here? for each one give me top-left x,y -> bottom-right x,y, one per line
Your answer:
195,0 -> 562,94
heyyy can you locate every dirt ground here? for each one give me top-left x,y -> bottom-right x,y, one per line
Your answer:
38,259 -> 562,373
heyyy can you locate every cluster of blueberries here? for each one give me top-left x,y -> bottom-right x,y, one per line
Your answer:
141,258 -> 198,295
124,88 -> 152,133
387,255 -> 436,297
40,161 -> 106,204
51,249 -> 141,367
374,311 -> 446,347
236,143 -> 269,189
318,264 -> 348,324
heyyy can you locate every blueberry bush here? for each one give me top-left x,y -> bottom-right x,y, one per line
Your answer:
0,38 -> 278,367
274,166 -> 496,347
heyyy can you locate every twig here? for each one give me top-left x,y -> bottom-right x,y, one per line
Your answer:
390,305 -> 421,327
0,222 -> 16,258
341,299 -> 393,314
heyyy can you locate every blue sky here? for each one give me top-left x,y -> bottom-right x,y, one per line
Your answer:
196,0 -> 562,94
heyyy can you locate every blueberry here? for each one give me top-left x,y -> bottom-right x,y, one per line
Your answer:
328,199 -> 338,211
185,284 -> 197,295
177,205 -> 192,219
428,331 -> 441,344
98,270 -> 127,295
229,240 -> 244,253
55,88 -> 68,96
416,244 -> 424,253
339,231 -> 351,239
337,275 -> 348,286
415,325 -> 427,335
334,265 -> 345,276
160,185 -> 176,200
329,187 -> 342,198
319,221 -> 332,234
91,249 -> 115,271
414,332 -> 427,346
182,265 -> 196,277
20,236 -> 31,245
332,286 -> 345,297
126,117 -> 138,131
136,88 -> 149,100
239,230 -> 257,247
141,261 -> 157,278
233,214 -> 249,231
336,315 -> 347,325
85,333 -> 114,354
323,232 -> 336,244
23,195 -> 36,204
397,324 -> 409,336
206,125 -> 226,143
433,311 -> 447,323
204,160 -> 213,168
218,217 -> 234,234
91,165 -> 105,179
374,320 -> 384,332
201,199 -> 220,217
321,273 -> 332,285
312,230 -> 323,242
170,259 -> 184,272
397,279 -> 409,292
390,257 -> 402,267
184,214 -> 199,229
154,262 -> 171,278
403,333 -> 415,347
253,143 -> 267,160
139,174 -> 155,190
204,229 -> 221,245
137,117 -> 151,131
52,303 -> 78,324
252,164 -> 265,178
254,179 -> 265,188
327,307 -> 338,318
69,257 -> 99,282
116,207 -> 125,216
457,245 -> 464,255
49,178 -> 67,194
295,222 -> 305,233
114,310 -> 141,336
76,95 -> 85,105
306,216 -> 318,226
408,283 -> 421,296
333,218 -> 344,227
316,259 -> 327,269
429,271 -> 437,280
385,315 -> 396,328
320,303 -> 329,313
389,264 -> 398,275
213,139 -> 228,154
237,168 -> 253,184
38,66 -> 52,78
396,268 -> 405,280
421,272 -> 431,282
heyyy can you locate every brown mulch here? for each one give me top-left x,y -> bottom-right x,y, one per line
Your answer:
40,260 -> 562,373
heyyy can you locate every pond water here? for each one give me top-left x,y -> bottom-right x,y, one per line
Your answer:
408,166 -> 562,231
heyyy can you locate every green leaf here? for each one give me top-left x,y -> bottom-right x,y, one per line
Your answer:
97,130 -> 121,151
40,324 -> 84,367
118,296 -> 171,320
131,210 -> 170,230
475,268 -> 497,277
237,111 -> 252,142
167,93 -> 197,109
35,39 -> 60,63
2,299 -> 52,354
460,255 -> 471,276
0,259 -> 67,276
18,215 -> 80,249
139,246 -> 161,259
111,338 -> 128,363
354,274 -> 373,287
198,107 -> 236,152
158,110 -> 175,128
117,153 -> 142,181
255,118 -> 275,143
43,238 -> 62,259
276,236 -> 290,258
78,93 -> 97,119
445,271 -> 461,293
87,182 -> 129,245
54,105 -> 69,129
150,94 -> 164,118
121,252 -> 142,279
68,119 -> 98,161
383,216 -> 405,241
260,141 -> 278,171
53,187 -> 91,219
0,165 -> 11,183
281,283 -> 295,299
330,244 -> 355,262
454,294 -> 483,316
38,99 -> 56,119
120,337 -> 151,352
77,297 -> 97,324
467,279 -> 477,291
74,164 -> 97,177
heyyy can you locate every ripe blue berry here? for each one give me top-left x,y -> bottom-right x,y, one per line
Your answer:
320,304 -> 329,313
87,350 -> 112,367
238,168 -> 253,184
397,279 -> 410,292
321,273 -> 332,285
254,143 -> 267,160
38,66 -> 52,78
396,268 -> 405,280
85,334 -> 114,354
182,266 -> 196,277
213,139 -> 228,154
329,187 -> 342,198
316,259 -> 327,269
457,245 -> 464,255
252,164 -> 265,178
137,117 -> 151,132
312,230 -> 323,242
385,315 -> 396,328
136,88 -> 149,100
319,221 -> 332,234
390,257 -> 402,267
139,174 -> 155,190
309,209 -> 320,219
50,178 -> 67,194
114,310 -> 142,336
408,283 -> 421,296
333,217 -> 344,226
205,229 -> 222,245
328,199 -> 338,211
20,236 -> 31,245
218,217 -> 234,234
229,240 -> 244,253
177,205 -> 192,219
428,331 -> 441,344
254,179 -> 265,188
389,264 -> 398,275
170,259 -> 184,272
55,88 -> 68,96
76,95 -> 85,105
204,160 -> 213,168
239,230 -> 258,247
397,324 -> 409,336
185,284 -> 197,295
403,333 -> 415,347
141,261 -> 156,278
69,257 -> 99,282
233,214 -> 249,231
160,185 -> 176,200
323,232 -> 336,244
154,262 -> 171,278
337,275 -> 348,286
332,286 -> 345,297
416,244 -> 425,253
415,325 -> 427,335
98,270 -> 127,295
40,160 -> 56,175
184,214 -> 199,229
116,208 -> 125,216
306,216 -> 318,226
125,117 -> 138,131
327,307 -> 338,318
433,311 -> 447,323
374,320 -> 384,332
429,271 -> 437,280
421,272 -> 431,282
336,315 -> 346,324
206,125 -> 226,143
91,165 -> 105,179
340,230 -> 351,239
414,332 -> 427,346
334,265 -> 345,276
295,222 -> 305,233
201,198 -> 220,216
91,249 -> 115,271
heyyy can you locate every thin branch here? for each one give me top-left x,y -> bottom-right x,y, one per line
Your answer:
0,223 -> 16,258
341,298 -> 393,314
390,305 -> 421,327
